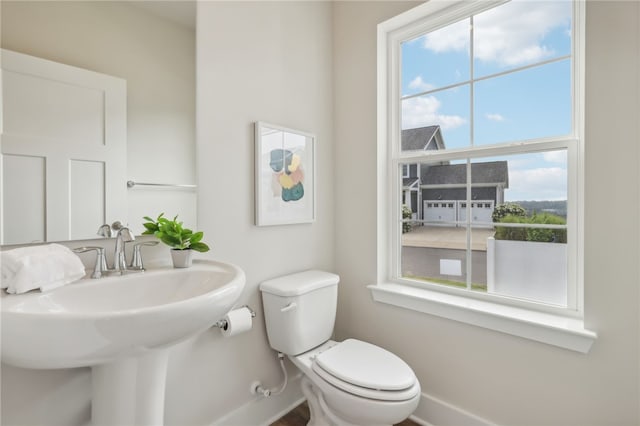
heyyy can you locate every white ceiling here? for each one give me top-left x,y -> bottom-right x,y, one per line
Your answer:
128,1 -> 196,30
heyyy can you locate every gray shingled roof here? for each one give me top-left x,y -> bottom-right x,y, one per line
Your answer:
402,177 -> 420,189
401,126 -> 442,151
421,161 -> 509,187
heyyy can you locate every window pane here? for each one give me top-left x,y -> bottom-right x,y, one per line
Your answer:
468,224 -> 492,293
471,151 -> 568,306
500,150 -> 568,203
401,222 -> 470,289
473,0 -> 572,78
474,60 -> 571,145
402,18 -> 470,96
401,85 -> 470,151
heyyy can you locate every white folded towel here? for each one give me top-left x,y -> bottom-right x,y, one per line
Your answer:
1,243 -> 86,294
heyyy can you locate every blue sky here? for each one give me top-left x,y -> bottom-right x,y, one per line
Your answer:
401,0 -> 572,201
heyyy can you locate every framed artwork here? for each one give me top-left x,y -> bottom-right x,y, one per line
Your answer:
255,122 -> 316,226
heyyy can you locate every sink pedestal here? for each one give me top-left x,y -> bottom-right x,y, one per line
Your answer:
92,349 -> 169,425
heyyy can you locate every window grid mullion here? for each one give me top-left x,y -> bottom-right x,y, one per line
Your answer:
401,54 -> 572,102
465,15 -> 475,290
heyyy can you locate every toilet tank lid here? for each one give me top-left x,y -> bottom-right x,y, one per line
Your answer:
260,270 -> 339,297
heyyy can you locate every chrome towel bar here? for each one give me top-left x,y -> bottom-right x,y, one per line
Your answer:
126,180 -> 197,189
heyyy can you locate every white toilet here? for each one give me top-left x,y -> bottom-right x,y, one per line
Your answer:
260,270 -> 420,426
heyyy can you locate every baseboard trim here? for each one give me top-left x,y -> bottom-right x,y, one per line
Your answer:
210,376 -> 495,426
411,392 -> 495,426
210,374 -> 304,426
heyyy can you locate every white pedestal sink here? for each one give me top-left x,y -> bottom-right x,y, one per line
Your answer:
1,259 -> 245,425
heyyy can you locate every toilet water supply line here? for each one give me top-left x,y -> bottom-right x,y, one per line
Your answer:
251,352 -> 288,397
213,306 -> 287,397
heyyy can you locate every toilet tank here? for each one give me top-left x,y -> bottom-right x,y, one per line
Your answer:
260,270 -> 339,356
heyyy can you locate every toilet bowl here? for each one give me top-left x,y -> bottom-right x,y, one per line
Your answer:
260,270 -> 421,426
290,339 -> 421,426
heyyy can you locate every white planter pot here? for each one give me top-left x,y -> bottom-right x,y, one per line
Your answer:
170,249 -> 193,268
486,237 -> 567,306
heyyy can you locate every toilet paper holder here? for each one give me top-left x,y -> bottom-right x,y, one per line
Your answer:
214,305 -> 256,330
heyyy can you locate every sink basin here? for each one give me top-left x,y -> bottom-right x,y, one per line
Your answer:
1,259 -> 245,369
1,259 -> 246,425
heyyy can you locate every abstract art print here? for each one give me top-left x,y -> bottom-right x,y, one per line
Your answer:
255,122 -> 316,226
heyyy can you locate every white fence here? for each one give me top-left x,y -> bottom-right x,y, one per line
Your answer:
486,237 -> 567,306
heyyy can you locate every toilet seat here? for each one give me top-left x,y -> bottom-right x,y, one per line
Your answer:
311,339 -> 419,401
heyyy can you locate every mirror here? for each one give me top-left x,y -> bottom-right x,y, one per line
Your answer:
0,1 -> 197,245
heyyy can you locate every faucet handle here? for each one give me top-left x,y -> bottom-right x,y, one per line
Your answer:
72,246 -> 108,279
96,224 -> 112,238
129,241 -> 159,271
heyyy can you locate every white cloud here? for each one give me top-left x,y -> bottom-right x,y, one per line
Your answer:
485,113 -> 505,122
507,167 -> 567,201
420,0 -> 571,67
543,150 -> 567,164
402,96 -> 466,130
421,18 -> 469,53
408,75 -> 435,92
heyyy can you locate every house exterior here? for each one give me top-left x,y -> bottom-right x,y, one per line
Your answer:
401,126 -> 509,226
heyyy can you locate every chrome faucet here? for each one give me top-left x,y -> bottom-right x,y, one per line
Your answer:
129,240 -> 159,271
113,227 -> 135,273
73,246 -> 108,279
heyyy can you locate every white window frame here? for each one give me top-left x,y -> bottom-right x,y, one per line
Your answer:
370,0 -> 597,353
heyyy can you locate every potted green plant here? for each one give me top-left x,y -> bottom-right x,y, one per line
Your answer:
142,213 -> 210,268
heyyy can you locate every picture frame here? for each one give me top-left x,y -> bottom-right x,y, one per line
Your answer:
254,122 -> 316,226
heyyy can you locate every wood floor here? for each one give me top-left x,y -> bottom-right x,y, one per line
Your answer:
270,401 -> 419,426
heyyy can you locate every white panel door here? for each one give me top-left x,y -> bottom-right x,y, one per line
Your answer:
1,154 -> 46,243
0,49 -> 126,243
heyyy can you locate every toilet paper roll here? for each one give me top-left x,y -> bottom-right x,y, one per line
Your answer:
221,307 -> 253,337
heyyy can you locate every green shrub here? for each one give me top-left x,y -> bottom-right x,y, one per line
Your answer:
494,214 -> 528,241
495,212 -> 567,243
526,212 -> 567,243
402,205 -> 413,234
492,203 -> 527,222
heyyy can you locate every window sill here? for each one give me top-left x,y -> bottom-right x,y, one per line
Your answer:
367,283 -> 596,353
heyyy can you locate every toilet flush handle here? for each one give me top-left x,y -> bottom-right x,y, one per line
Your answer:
280,302 -> 297,313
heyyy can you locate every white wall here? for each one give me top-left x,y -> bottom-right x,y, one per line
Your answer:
1,1 -> 196,236
333,1 -> 640,425
163,2 -> 334,424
